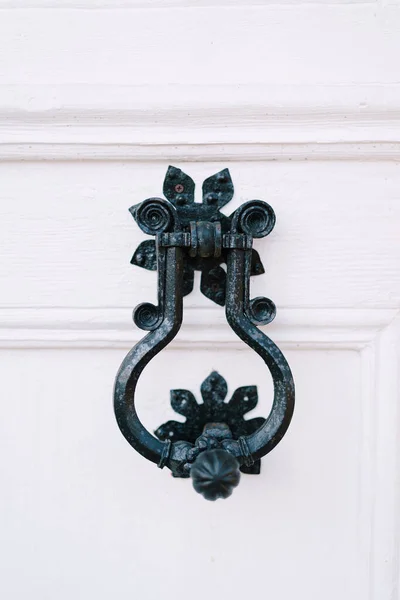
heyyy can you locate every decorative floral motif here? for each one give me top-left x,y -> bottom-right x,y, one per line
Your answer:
155,371 -> 266,474
130,166 -> 265,306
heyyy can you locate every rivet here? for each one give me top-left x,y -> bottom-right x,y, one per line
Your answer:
206,193 -> 218,205
176,195 -> 187,206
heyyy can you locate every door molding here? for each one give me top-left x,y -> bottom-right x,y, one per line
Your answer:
1,84 -> 400,162
0,305 -> 399,599
0,306 -> 396,349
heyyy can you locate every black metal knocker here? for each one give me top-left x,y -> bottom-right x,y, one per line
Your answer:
114,167 -> 295,501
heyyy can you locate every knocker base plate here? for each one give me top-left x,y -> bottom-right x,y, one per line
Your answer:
154,371 -> 266,476
130,166 -> 266,306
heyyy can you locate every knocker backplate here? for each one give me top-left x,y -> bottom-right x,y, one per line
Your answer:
155,371 -> 266,476
130,166 -> 265,306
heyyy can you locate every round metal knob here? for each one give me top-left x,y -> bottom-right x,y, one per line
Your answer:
190,449 -> 241,501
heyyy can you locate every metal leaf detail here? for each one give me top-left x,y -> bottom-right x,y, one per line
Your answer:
131,240 -> 157,270
163,166 -> 195,207
155,371 -> 265,474
129,166 -> 265,305
251,249 -> 265,276
202,168 -> 234,209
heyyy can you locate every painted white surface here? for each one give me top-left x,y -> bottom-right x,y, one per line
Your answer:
0,1 -> 376,8
2,161 -> 400,309
2,84 -> 400,159
0,348 -> 364,600
1,1 -> 400,599
1,6 -> 400,86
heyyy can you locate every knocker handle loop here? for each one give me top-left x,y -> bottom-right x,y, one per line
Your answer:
114,244 -> 185,465
225,247 -> 294,461
114,167 -> 295,500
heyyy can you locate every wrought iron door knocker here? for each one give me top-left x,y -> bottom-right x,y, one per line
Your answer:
114,167 -> 295,500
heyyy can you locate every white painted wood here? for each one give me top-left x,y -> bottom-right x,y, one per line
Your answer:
367,317 -> 400,599
1,161 -> 400,309
0,0 -> 374,8
0,316 -> 399,600
1,1 -> 400,599
0,6 -> 399,86
3,141 -> 400,162
0,307 -> 395,349
0,347 -> 363,600
1,84 -> 400,161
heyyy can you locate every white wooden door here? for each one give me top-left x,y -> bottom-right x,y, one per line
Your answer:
1,2 -> 400,600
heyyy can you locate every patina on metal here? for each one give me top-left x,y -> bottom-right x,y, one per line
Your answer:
130,166 -> 266,306
155,371 -> 266,476
114,167 -> 295,501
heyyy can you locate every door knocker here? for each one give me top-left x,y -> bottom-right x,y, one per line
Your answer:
114,167 -> 295,500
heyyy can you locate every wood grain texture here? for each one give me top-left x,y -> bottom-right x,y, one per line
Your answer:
0,6 -> 399,86
1,161 -> 399,309
1,84 -> 400,161
0,307 -> 395,348
1,2 -> 400,599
